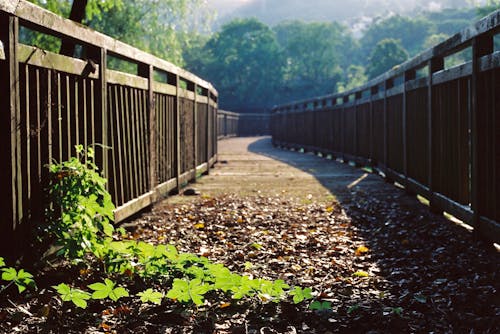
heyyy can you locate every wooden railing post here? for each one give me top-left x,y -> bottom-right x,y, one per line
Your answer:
342,96 -> 348,160
193,84 -> 198,181
0,13 -> 20,257
369,86 -> 377,165
99,48 -> 109,184
205,95 -> 210,174
175,75 -> 181,193
428,57 -> 444,212
383,79 -> 390,169
403,70 -> 416,180
146,65 -> 157,195
471,34 -> 494,237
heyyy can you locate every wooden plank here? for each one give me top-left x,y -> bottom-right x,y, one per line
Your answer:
153,81 -> 176,96
197,95 -> 209,104
478,216 -> 500,243
386,85 -> 404,97
107,69 -> 148,89
432,62 -> 472,85
17,44 -> 99,79
479,51 -> 500,72
114,191 -> 154,223
0,0 -> 19,13
156,178 -> 177,196
196,163 -> 208,175
175,75 -> 181,192
12,16 -> 22,229
428,57 -> 444,211
471,35 -> 494,236
97,47 -> 108,183
406,77 -> 428,91
433,192 -> 473,224
193,85 -> 198,179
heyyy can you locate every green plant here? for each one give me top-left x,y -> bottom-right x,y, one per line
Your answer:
137,288 -> 163,305
88,278 -> 129,301
0,257 -> 35,294
53,283 -> 91,309
1,267 -> 35,293
47,145 -> 115,259
166,278 -> 211,306
289,286 -> 313,304
310,300 -> 332,311
44,150 -> 321,311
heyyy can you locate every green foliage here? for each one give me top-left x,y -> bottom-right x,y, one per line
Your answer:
366,38 -> 409,79
0,257 -> 4,267
137,288 -> 163,305
53,283 -> 91,309
476,0 -> 500,18
1,267 -> 35,293
310,300 -> 332,311
43,151 -> 321,311
166,278 -> 211,306
187,18 -> 284,111
337,65 -> 368,93
273,20 -> 358,102
289,286 -> 313,304
88,278 -> 129,301
27,0 -> 212,66
46,145 -> 115,259
360,15 -> 433,58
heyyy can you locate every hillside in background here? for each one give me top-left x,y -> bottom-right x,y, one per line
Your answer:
211,0 -> 475,29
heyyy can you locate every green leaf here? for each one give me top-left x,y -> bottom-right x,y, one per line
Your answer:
289,287 -> 313,304
0,257 -> 5,267
88,279 -> 128,301
1,268 -> 34,293
137,288 -> 163,305
352,270 -> 369,277
310,300 -> 332,311
53,283 -> 91,309
109,286 -> 129,301
1,267 -> 17,281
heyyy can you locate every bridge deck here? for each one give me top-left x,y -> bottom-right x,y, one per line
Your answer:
126,136 -> 497,332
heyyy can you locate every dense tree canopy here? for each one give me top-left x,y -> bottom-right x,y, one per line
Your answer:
366,39 -> 409,79
25,1 -> 495,112
27,0 -> 210,66
273,21 -> 359,102
188,19 -> 284,112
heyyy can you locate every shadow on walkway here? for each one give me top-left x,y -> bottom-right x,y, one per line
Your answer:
247,137 -> 498,332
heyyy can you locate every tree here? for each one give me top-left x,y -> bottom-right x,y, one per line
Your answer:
26,0 -> 209,66
190,18 -> 284,112
273,20 -> 359,102
476,0 -> 500,18
336,65 -> 367,93
360,15 -> 433,59
366,39 -> 409,79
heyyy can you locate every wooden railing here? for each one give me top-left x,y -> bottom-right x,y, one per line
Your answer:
0,0 -> 218,256
272,10 -> 500,243
217,111 -> 271,138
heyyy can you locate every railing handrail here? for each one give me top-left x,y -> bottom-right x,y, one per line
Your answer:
1,0 -> 217,97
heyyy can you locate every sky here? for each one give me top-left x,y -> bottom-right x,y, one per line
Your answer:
205,0 -> 482,32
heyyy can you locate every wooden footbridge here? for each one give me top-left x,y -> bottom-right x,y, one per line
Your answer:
0,1 -> 499,257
